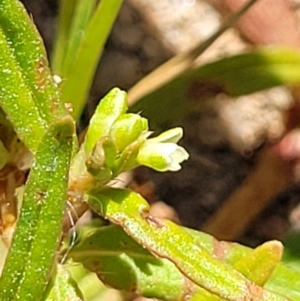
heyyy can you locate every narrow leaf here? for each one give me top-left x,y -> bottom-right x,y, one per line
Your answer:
51,0 -> 78,74
0,116 -> 74,301
60,0 -> 97,77
187,228 -> 300,301
0,0 -> 65,124
88,188 -> 288,301
66,223 -> 300,301
0,27 -> 46,151
234,241 -> 283,286
60,0 -> 124,120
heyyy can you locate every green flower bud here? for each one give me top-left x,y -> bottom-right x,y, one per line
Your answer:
86,140 -> 106,170
109,113 -> 148,152
113,140 -> 141,175
101,137 -> 118,170
86,164 -> 113,184
85,137 -> 117,184
84,88 -> 128,152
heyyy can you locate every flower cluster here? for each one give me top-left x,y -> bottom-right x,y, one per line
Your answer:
70,88 -> 189,191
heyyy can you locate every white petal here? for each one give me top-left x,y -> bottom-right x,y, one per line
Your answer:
147,128 -> 183,143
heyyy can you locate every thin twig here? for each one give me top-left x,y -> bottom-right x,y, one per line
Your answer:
128,0 -> 259,105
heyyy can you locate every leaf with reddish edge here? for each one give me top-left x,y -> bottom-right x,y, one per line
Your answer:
186,228 -> 300,301
88,188 -> 289,301
234,241 -> 283,286
63,222 -> 300,301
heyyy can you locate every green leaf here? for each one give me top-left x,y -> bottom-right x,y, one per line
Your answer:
52,0 -> 99,78
60,0 -> 124,120
51,0 -> 77,74
59,0 -> 97,78
0,0 -> 65,123
0,26 -> 46,151
234,241 -> 283,286
67,225 -> 188,301
190,241 -> 283,301
66,223 -> 300,301
0,116 -> 74,301
45,264 -> 83,301
0,0 -> 66,152
88,188 -> 288,301
65,263 -> 125,301
186,228 -> 300,301
131,47 -> 300,127
266,265 -> 300,301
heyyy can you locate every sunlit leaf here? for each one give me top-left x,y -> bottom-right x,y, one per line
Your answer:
60,0 -> 124,120
57,0 -> 97,78
0,0 -> 65,121
0,116 -> 74,301
88,188 -> 289,301
0,0 -> 66,151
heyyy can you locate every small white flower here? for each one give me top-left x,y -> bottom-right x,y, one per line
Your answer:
137,139 -> 189,172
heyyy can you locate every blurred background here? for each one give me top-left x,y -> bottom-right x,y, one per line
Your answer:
20,0 -> 300,247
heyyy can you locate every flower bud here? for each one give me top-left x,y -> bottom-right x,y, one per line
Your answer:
85,137 -> 117,184
109,113 -> 148,152
84,88 -> 128,152
113,140 -> 141,175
